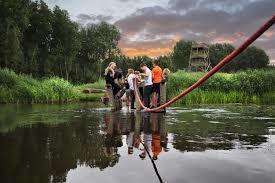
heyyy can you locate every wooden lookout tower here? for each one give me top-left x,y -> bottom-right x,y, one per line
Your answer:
189,42 -> 211,72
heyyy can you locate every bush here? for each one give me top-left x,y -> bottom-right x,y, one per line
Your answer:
167,69 -> 275,104
0,69 -> 77,103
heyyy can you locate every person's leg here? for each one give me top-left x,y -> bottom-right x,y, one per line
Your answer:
130,90 -> 135,109
156,83 -> 161,105
143,87 -> 148,107
139,87 -> 143,101
144,85 -> 152,108
151,84 -> 159,108
143,86 -> 149,107
149,85 -> 153,107
126,89 -> 130,106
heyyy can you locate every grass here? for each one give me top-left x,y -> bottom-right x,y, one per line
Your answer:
1,68 -> 274,105
167,70 -> 275,105
74,79 -> 105,90
0,69 -> 105,104
74,79 -> 105,102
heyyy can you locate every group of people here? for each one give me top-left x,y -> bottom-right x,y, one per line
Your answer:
105,60 -> 165,110
104,112 -> 169,161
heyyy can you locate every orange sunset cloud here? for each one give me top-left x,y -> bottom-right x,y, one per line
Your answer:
121,47 -> 173,58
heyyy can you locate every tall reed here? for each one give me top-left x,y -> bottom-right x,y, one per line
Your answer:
167,70 -> 275,105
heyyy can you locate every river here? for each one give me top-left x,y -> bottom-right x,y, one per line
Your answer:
0,104 -> 274,183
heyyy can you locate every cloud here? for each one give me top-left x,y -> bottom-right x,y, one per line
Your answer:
115,0 -> 275,58
76,14 -> 113,24
168,0 -> 198,11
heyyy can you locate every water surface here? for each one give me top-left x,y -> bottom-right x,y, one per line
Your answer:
0,104 -> 274,183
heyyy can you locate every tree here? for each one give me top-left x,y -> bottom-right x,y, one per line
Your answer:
75,22 -> 120,83
209,44 -> 269,72
0,0 -> 30,70
51,6 -> 80,80
157,55 -> 173,71
230,46 -> 269,71
3,25 -> 23,72
89,22 -> 120,79
23,1 -> 53,76
171,40 -> 192,70
209,43 -> 235,72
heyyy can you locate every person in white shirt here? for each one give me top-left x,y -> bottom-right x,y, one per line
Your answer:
140,63 -> 153,108
127,69 -> 136,109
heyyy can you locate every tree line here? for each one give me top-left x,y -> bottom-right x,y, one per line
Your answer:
0,0 -> 270,83
0,0 -> 120,83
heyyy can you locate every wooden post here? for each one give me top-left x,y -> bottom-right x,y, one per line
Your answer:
159,68 -> 170,113
159,81 -> 167,112
134,78 -> 142,111
135,112 -> 141,133
106,86 -> 116,111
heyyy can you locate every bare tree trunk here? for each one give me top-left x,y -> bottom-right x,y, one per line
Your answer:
4,21 -> 10,68
64,58 -> 69,81
4,55 -> 7,68
59,63 -> 63,78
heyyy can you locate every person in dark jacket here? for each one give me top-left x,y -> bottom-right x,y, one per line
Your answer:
105,62 -> 126,102
105,62 -> 121,96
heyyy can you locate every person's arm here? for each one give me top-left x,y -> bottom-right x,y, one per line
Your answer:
141,69 -> 150,77
136,76 -> 141,82
140,73 -> 147,77
152,68 -> 155,79
106,73 -> 119,88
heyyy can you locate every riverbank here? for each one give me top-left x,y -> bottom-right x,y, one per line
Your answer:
0,69 -> 104,104
167,70 -> 275,105
1,69 -> 275,105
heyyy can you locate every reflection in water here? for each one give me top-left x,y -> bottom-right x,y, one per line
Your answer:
135,113 -> 169,161
0,104 -> 274,183
104,112 -> 168,183
104,112 -> 169,161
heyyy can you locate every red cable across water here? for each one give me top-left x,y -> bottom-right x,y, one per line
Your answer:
134,15 -> 275,112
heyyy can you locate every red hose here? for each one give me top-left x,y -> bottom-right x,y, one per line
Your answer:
134,15 -> 275,112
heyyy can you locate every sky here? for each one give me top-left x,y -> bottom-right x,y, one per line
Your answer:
45,0 -> 275,64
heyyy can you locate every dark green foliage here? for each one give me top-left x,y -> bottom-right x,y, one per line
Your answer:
0,0 -> 271,86
76,22 -> 120,82
209,43 -> 235,70
0,69 -> 77,103
158,55 -> 174,71
167,70 -> 275,105
172,41 -> 270,72
0,0 -> 120,83
105,55 -> 153,76
228,46 -> 270,71
209,44 -> 269,72
171,40 -> 192,70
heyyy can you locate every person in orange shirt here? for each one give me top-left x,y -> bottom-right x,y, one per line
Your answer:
151,60 -> 163,108
152,132 -> 161,160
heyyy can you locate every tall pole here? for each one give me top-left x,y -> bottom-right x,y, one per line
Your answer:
99,58 -> 103,80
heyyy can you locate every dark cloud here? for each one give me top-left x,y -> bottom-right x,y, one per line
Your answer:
168,0 -> 252,13
76,14 -> 113,24
168,0 -> 197,11
116,0 -> 132,2
115,0 -> 275,59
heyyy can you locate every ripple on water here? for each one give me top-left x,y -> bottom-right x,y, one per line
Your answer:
268,127 -> 275,134
202,113 -> 253,120
191,108 -> 229,113
208,121 -> 225,124
253,117 -> 275,120
167,108 -> 229,114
